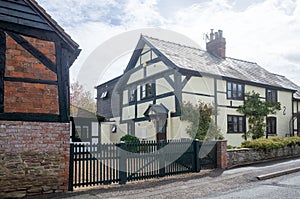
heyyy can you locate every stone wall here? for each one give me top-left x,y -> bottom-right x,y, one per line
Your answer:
0,121 -> 70,198
227,145 -> 300,168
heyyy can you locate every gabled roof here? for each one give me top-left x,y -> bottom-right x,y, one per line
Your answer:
141,35 -> 299,92
0,0 -> 79,53
294,91 -> 300,100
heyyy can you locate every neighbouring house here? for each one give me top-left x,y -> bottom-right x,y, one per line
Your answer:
70,104 -> 101,145
96,30 -> 300,146
0,0 -> 80,197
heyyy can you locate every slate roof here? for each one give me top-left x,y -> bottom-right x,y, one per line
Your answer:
294,91 -> 300,100
142,35 -> 299,92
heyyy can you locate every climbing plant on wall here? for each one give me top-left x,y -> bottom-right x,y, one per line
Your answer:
237,91 -> 281,140
181,101 -> 224,140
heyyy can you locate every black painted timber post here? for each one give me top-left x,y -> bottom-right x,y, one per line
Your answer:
119,141 -> 127,185
68,143 -> 74,191
193,139 -> 201,172
158,140 -> 166,177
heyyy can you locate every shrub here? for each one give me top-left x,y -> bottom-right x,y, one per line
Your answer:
241,136 -> 300,151
120,134 -> 139,143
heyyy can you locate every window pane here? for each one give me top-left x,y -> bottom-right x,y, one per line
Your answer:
233,116 -> 238,132
129,89 -> 136,102
233,83 -> 237,98
228,90 -> 232,98
239,117 -> 243,132
82,126 -> 89,139
238,84 -> 243,98
147,84 -> 152,96
227,82 -> 232,98
141,85 -> 146,98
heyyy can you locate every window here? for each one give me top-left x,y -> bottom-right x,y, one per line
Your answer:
141,83 -> 154,99
100,91 -> 108,99
227,115 -> 245,133
129,89 -> 136,103
266,117 -> 276,134
128,121 -> 135,135
76,125 -> 89,140
227,81 -> 244,100
266,89 -> 277,103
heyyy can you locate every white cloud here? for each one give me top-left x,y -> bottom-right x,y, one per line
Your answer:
36,0 -> 300,89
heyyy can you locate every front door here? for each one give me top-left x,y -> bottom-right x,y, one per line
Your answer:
155,116 -> 167,141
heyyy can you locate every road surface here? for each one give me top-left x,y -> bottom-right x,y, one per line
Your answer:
54,158 -> 300,199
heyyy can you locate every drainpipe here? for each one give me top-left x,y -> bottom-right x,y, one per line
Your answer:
168,111 -> 172,139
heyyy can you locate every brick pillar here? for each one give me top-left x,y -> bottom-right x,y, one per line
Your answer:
217,140 -> 227,169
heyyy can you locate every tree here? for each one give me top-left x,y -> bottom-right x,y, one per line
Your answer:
181,102 -> 224,140
237,91 -> 281,140
70,81 -> 96,113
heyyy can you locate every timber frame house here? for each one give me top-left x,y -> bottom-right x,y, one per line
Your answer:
0,0 -> 80,122
97,30 -> 300,146
0,0 -> 80,196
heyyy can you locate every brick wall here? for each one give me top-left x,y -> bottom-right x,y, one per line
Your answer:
4,81 -> 59,114
5,34 -> 57,81
0,121 -> 70,198
4,34 -> 59,114
217,140 -> 227,169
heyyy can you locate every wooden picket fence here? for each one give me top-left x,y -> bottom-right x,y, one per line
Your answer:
68,140 -> 217,191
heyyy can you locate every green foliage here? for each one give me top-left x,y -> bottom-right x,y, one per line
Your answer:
120,134 -> 139,143
241,136 -> 300,151
227,145 -> 241,149
181,101 -> 224,140
237,91 -> 281,140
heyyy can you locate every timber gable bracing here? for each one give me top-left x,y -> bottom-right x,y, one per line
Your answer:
0,0 -> 80,122
96,34 -> 300,145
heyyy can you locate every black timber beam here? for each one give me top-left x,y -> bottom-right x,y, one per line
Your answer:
0,113 -> 60,122
56,42 -> 69,122
7,31 -> 57,73
0,31 -> 5,113
4,77 -> 57,85
0,21 -> 59,42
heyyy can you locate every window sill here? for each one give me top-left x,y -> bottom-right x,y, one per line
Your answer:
227,98 -> 244,101
227,132 -> 245,134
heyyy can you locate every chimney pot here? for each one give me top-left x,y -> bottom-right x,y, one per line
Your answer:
214,32 -> 219,39
210,29 -> 214,41
218,30 -> 223,38
206,29 -> 226,59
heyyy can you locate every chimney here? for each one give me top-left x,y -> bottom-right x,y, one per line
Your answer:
206,29 -> 226,59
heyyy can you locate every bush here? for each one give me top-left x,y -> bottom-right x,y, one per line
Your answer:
241,136 -> 300,151
120,134 -> 139,143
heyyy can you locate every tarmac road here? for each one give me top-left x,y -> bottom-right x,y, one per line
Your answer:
204,171 -> 300,199
52,157 -> 300,199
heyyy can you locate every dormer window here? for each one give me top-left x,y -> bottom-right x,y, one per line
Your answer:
100,91 -> 108,99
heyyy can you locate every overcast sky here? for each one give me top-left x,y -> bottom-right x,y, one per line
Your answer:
36,0 -> 300,92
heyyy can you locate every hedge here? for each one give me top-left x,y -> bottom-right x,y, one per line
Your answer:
241,136 -> 300,151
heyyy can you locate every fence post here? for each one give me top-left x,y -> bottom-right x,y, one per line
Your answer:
68,143 -> 74,191
119,141 -> 127,185
192,139 -> 201,172
158,141 -> 166,177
